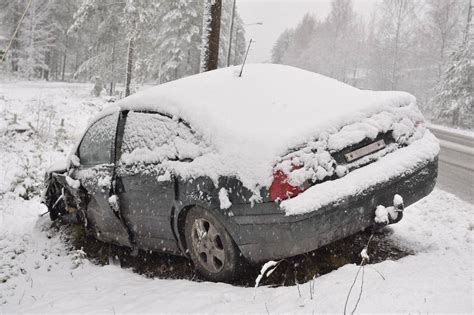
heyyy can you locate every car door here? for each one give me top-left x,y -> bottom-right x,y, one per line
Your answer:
115,111 -> 179,252
72,112 -> 130,246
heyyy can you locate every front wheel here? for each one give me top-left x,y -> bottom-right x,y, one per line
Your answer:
184,207 -> 241,282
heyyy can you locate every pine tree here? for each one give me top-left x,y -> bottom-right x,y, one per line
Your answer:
154,1 -> 202,83
67,0 -> 144,95
16,0 -> 56,79
228,14 -> 246,65
271,29 -> 293,64
282,13 -> 317,67
1,0 -> 247,86
433,44 -> 473,128
0,0 -> 28,72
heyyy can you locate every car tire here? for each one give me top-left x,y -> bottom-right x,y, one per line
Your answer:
184,207 -> 241,282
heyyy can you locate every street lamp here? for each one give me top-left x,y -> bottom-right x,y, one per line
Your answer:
231,22 -> 263,66
225,0 -> 265,67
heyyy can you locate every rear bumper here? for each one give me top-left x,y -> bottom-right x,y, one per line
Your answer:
231,157 -> 438,263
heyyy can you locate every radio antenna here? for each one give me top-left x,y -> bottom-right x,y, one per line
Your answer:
239,38 -> 253,77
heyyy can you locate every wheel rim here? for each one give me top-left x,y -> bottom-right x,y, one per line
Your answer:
191,218 -> 226,274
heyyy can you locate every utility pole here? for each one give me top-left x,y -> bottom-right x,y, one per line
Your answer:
226,0 -> 237,67
233,22 -> 262,65
200,0 -> 222,72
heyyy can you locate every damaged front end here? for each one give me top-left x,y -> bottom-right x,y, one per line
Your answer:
42,168 -> 88,224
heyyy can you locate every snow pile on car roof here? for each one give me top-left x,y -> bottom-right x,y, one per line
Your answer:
103,64 -> 419,189
116,64 -> 415,154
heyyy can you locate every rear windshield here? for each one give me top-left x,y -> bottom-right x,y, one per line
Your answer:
120,111 -> 207,164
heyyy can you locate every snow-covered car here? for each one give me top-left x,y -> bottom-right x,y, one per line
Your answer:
43,64 -> 439,281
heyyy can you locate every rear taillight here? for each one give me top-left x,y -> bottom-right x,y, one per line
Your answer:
415,120 -> 424,128
269,168 -> 304,201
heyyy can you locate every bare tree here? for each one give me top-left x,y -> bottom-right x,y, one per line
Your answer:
389,0 -> 408,89
427,0 -> 462,79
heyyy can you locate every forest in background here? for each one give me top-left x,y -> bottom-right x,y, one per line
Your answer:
0,0 -> 247,95
271,0 -> 473,129
0,0 -> 472,129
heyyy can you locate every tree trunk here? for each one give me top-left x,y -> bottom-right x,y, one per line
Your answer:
62,34 -> 68,81
125,37 -> 134,97
44,50 -> 51,81
62,52 -> 67,81
200,0 -> 222,72
452,107 -> 460,126
233,32 -> 239,65
110,39 -> 116,96
437,36 -> 446,80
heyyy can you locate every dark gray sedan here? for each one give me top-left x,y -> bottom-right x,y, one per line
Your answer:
43,64 -> 439,281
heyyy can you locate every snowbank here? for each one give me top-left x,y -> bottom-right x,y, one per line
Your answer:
1,190 -> 472,313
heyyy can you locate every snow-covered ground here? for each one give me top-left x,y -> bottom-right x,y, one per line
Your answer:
1,81 -> 473,313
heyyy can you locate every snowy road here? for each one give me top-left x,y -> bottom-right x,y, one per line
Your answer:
0,81 -> 473,313
429,124 -> 474,204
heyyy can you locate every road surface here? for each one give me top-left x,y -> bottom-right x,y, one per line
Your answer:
429,124 -> 474,204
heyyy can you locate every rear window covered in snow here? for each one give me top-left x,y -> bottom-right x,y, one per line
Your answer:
78,113 -> 118,165
120,111 -> 206,165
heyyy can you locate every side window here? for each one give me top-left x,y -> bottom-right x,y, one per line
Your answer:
78,113 -> 118,165
120,112 -> 205,165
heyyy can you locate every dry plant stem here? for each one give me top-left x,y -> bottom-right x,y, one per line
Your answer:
343,234 -> 374,315
351,265 -> 365,315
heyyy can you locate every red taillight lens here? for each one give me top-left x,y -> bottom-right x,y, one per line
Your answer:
415,120 -> 425,128
269,169 -> 304,201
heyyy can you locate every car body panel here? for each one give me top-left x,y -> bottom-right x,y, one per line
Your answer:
116,168 -> 178,252
233,158 -> 437,262
75,164 -> 131,246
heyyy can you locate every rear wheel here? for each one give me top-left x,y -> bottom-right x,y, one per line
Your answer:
184,207 -> 241,282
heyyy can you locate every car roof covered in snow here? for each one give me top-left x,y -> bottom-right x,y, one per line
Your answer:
82,64 -> 418,190
111,64 -> 414,155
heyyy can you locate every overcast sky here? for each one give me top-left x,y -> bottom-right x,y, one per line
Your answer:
237,0 -> 381,63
